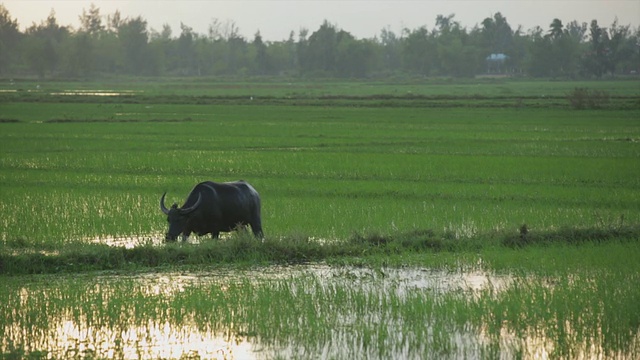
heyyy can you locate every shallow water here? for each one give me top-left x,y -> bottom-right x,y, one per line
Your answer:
87,233 -> 242,249
50,90 -> 141,96
2,264 -> 637,359
119,264 -> 513,296
88,234 -> 166,248
2,265 -> 511,359
89,233 -> 334,248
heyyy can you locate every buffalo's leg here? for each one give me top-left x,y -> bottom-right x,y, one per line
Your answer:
250,220 -> 264,239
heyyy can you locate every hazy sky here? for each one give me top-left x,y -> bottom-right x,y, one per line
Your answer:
4,0 -> 639,41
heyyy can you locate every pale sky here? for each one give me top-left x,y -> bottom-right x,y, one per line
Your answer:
4,0 -> 639,41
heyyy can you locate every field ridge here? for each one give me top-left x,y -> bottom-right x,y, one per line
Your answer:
2,225 -> 639,275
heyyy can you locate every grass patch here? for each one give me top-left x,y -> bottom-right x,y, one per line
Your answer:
2,244 -> 639,359
1,78 -> 639,359
567,87 -> 611,109
44,117 -> 192,123
503,222 -> 640,247
1,79 -> 639,270
2,79 -> 639,109
2,226 -> 639,275
1,104 -> 639,246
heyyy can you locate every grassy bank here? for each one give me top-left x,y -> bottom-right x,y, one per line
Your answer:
2,225 -> 639,275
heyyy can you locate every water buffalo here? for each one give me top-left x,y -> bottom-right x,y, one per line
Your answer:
160,180 -> 263,241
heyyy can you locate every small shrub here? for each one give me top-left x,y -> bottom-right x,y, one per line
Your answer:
502,224 -> 640,247
519,224 -> 529,241
567,87 -> 610,110
350,232 -> 392,246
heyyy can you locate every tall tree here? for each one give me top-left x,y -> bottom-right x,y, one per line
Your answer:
93,13 -> 122,74
525,26 -> 552,77
148,23 -> 172,75
336,33 -> 376,78
553,19 -> 583,77
106,10 -> 123,33
0,5 -> 21,74
565,21 -> 587,41
286,31 -> 297,70
606,19 -> 633,74
296,28 -> 309,74
436,14 -> 456,33
68,4 -> 105,77
379,26 -> 402,73
64,31 -> 94,77
582,20 -> 610,77
177,23 -> 196,75
402,26 -> 435,75
303,20 -> 339,74
546,19 -> 569,77
253,31 -> 271,75
4,5 -> 640,80
481,12 -> 513,54
24,10 -> 69,77
79,3 -> 104,36
508,26 -> 528,73
118,16 -> 149,74
548,18 -> 564,39
226,33 -> 248,75
433,14 -> 480,77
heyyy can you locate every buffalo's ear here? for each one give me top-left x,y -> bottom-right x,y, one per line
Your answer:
171,203 -> 178,209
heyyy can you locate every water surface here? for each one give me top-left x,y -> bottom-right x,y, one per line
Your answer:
2,264 -> 637,359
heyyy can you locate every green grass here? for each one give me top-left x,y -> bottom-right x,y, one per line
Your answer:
1,101 -> 638,249
4,79 -> 640,115
2,77 -> 640,98
2,225 -> 639,275
2,241 -> 639,358
1,78 -> 639,358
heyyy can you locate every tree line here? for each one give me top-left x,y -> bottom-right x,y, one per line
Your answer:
0,4 -> 638,79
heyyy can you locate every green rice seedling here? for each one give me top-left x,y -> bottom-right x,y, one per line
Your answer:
2,258 -> 639,359
0,81 -> 640,358
1,81 -> 639,249
1,79 -> 639,360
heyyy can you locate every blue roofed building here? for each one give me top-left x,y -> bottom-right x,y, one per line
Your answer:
486,53 -> 509,74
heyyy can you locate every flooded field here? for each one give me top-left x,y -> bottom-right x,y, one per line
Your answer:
2,264 -> 638,359
2,80 -> 639,359
49,90 -> 142,97
87,234 -> 166,249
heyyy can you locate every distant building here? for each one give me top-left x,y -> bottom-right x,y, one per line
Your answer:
486,53 -> 509,74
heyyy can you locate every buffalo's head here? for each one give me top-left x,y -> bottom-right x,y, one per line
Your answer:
160,192 -> 202,241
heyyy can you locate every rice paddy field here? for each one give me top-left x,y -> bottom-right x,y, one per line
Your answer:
1,78 -> 639,359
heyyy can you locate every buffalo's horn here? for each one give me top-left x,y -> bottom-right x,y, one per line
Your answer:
160,192 -> 170,215
180,193 -> 202,214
